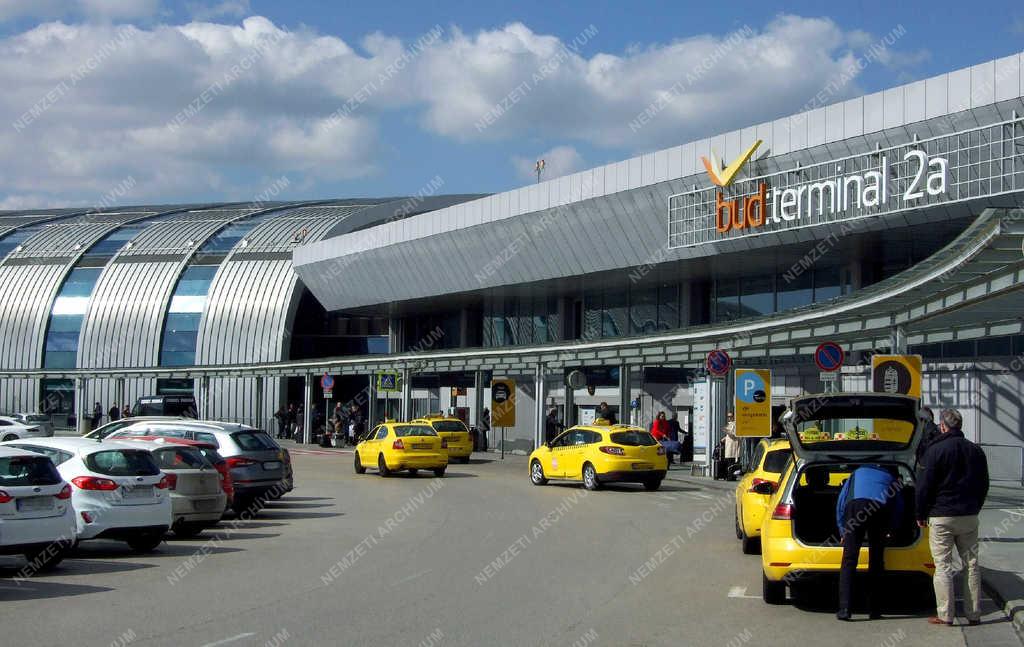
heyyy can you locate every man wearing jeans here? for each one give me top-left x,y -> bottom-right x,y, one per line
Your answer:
916,408 -> 990,626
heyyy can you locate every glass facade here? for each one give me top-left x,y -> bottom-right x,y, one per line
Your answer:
712,264 -> 849,323
82,224 -> 146,258
159,265 -> 217,366
483,296 -> 558,346
42,268 -> 102,368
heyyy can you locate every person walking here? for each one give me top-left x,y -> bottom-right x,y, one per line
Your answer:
274,406 -> 287,439
667,412 -> 682,465
544,408 -> 561,443
722,412 -> 741,480
480,407 -> 491,451
915,406 -> 940,479
286,403 -> 297,439
650,411 -> 676,465
91,402 -> 102,430
108,403 -> 120,422
835,465 -> 904,621
121,403 -> 131,419
595,402 -> 617,425
916,408 -> 990,627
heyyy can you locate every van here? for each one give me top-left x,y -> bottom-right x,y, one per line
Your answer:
131,395 -> 198,418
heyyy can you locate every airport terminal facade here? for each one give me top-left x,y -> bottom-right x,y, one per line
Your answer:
1,52 -> 1023,483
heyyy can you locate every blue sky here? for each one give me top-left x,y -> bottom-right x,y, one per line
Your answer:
0,0 -> 1021,209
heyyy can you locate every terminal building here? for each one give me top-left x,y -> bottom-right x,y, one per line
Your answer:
1,52 -> 1023,484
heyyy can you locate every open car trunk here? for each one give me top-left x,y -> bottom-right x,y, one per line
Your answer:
791,462 -> 921,548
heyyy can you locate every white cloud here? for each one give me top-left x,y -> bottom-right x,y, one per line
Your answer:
512,145 -> 584,183
0,14 -> 930,207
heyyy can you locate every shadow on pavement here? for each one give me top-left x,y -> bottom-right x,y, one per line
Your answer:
0,557 -> 157,578
790,576 -> 935,617
71,540 -> 245,559
167,531 -> 281,542
981,537 -> 1024,543
260,502 -> 333,509
274,496 -> 333,502
0,579 -> 113,600
253,510 -> 343,520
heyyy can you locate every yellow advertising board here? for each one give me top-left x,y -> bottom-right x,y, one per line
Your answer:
871,355 -> 922,398
734,368 -> 771,437
491,378 -> 516,427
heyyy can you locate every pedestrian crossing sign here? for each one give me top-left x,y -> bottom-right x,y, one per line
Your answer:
376,371 -> 401,392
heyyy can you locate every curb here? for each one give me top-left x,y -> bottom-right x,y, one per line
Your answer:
981,569 -> 1024,641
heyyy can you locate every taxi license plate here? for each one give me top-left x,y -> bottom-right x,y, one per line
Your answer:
17,496 -> 54,512
263,461 -> 282,470
123,486 -> 153,499
193,498 -> 220,512
631,463 -> 652,470
412,444 -> 432,450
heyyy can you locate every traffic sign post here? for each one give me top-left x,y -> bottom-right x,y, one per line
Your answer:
491,378 -> 516,460
376,371 -> 401,392
815,342 -> 844,393
734,369 -> 771,437
320,373 -> 334,399
706,349 -> 732,378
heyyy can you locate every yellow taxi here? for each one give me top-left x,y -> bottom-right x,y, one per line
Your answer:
353,421 -> 448,477
759,393 -> 934,604
412,416 -> 473,463
734,437 -> 792,554
528,423 -> 668,491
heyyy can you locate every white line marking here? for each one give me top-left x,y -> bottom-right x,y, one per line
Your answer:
691,492 -> 714,500
728,586 -> 747,597
200,632 -> 256,647
657,494 -> 678,501
999,508 -> 1024,518
393,569 -> 432,586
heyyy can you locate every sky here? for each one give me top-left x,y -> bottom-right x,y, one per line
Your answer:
0,0 -> 1021,210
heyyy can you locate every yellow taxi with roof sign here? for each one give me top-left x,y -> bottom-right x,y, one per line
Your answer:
354,421 -> 448,477
412,415 -> 472,463
528,422 -> 668,491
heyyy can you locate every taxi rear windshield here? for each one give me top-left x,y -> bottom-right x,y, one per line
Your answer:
0,455 -> 62,486
395,425 -> 437,437
432,421 -> 468,433
609,431 -> 657,446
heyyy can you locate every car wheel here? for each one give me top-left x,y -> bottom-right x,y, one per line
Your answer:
642,478 -> 662,491
762,571 -> 786,605
462,456 -> 471,464
408,468 -> 419,476
433,467 -> 446,478
735,507 -> 744,539
1,433 -> 17,442
741,535 -> 761,555
354,452 -> 366,474
231,495 -> 264,517
582,463 -> 601,491
378,454 -> 391,477
126,532 -> 164,553
23,542 -> 73,572
530,460 -> 548,486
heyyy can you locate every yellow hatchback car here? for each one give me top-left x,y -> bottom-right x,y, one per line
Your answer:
354,422 -> 448,477
734,437 -> 792,554
759,393 -> 934,605
528,424 -> 668,491
412,416 -> 472,463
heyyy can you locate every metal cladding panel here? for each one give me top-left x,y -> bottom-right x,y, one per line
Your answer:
195,259 -> 295,366
118,220 -> 225,256
78,260 -> 182,368
905,80 -> 927,123
0,263 -> 67,370
995,55 -> 1023,102
0,378 -> 36,413
207,376 -> 277,427
971,62 -> 996,108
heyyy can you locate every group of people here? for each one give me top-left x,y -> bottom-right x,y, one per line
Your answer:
76,401 -> 132,430
273,403 -> 367,445
834,406 -> 989,626
649,410 -> 693,464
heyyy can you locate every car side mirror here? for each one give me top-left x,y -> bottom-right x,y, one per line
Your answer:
751,481 -> 775,495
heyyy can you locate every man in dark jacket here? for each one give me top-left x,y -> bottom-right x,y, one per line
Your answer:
914,406 -> 940,477
835,465 -> 904,621
916,408 -> 989,626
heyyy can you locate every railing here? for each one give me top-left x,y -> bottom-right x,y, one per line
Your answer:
979,443 -> 1024,488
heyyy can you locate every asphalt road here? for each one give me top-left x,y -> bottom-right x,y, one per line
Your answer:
0,450 -> 1016,647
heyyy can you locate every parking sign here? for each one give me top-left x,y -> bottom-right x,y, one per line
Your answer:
734,368 -> 771,437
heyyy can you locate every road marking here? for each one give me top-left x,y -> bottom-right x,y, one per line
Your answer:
727,586 -> 759,599
690,492 -> 714,500
657,494 -> 678,501
199,632 -> 256,647
999,508 -> 1024,518
393,569 -> 432,585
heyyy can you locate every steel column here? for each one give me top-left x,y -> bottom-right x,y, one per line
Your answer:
255,376 -> 264,429
401,368 -> 411,421
302,374 -> 312,444
534,364 -> 545,450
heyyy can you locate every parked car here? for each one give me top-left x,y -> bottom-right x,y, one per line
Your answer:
105,422 -> 291,513
759,393 -> 933,605
528,423 -> 667,491
7,413 -> 55,437
0,437 -> 171,552
83,416 -> 186,440
734,437 -> 792,554
0,416 -> 45,441
412,415 -> 473,463
119,439 -> 226,537
118,435 -> 234,510
131,395 -> 197,418
0,445 -> 77,571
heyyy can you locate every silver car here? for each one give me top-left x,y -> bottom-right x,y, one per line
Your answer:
0,416 -> 44,441
7,413 -> 54,437
106,421 -> 292,514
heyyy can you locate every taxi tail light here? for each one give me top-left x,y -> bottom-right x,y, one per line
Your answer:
599,446 -> 625,456
0,490 -> 11,504
393,439 -> 405,450
71,476 -> 118,491
656,446 -> 666,456
772,503 -> 793,520
155,475 -> 171,490
749,478 -> 777,493
441,438 -> 448,449
55,484 -> 72,500
225,456 -> 258,469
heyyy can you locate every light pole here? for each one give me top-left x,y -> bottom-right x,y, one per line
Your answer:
534,159 -> 545,183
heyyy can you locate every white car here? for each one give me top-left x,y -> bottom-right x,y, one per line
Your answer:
0,446 -> 77,571
0,416 -> 44,441
1,438 -> 172,552
7,413 -> 54,437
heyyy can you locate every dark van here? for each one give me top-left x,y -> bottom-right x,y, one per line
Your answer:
131,395 -> 198,418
